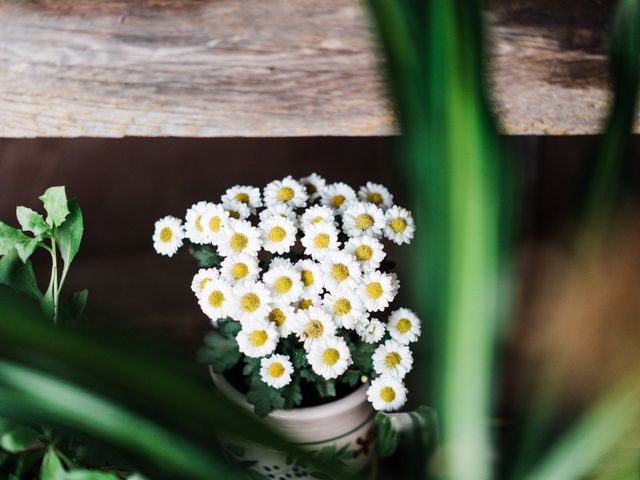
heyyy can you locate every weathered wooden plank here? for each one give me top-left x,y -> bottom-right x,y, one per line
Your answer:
0,0 -> 632,137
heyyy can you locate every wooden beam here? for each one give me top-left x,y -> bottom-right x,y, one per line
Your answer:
0,0 -> 627,137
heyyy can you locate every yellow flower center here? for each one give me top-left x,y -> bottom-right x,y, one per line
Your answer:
301,270 -> 314,286
366,282 -> 383,299
385,352 -> 402,368
304,319 -> 324,339
389,217 -> 407,233
321,348 -> 340,366
228,210 -> 240,220
331,264 -> 349,281
311,215 -> 324,224
267,362 -> 285,378
240,293 -> 260,312
209,216 -> 221,232
208,290 -> 224,308
159,227 -> 172,243
298,298 -> 314,310
231,263 -> 249,280
367,192 -> 383,205
313,233 -> 330,248
397,318 -> 412,334
229,233 -> 248,252
269,308 -> 286,326
333,298 -> 351,316
379,386 -> 396,403
199,278 -> 210,290
249,330 -> 268,347
277,187 -> 295,202
355,214 -> 374,230
354,244 -> 373,261
234,192 -> 250,204
330,195 -> 345,208
268,226 -> 287,242
273,276 -> 293,294
195,215 -> 203,232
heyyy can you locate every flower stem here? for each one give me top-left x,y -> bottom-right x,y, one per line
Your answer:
49,236 -> 59,323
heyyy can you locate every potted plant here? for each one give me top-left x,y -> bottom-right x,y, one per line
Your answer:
153,175 -> 422,478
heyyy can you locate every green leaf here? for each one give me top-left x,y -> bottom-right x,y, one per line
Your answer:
0,425 -> 39,453
246,378 -> 285,417
188,244 -> 222,268
375,412 -> 399,458
0,222 -> 30,257
60,290 -> 88,324
39,187 -> 69,228
282,378 -> 302,409
126,475 -> 148,480
197,331 -> 242,373
16,207 -> 48,236
64,471 -> 120,480
242,357 -> 260,377
41,447 -> 66,480
56,200 -> 83,275
0,251 -> 42,301
14,236 -> 42,263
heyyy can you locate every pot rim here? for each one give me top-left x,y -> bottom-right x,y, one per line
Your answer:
210,367 -> 370,421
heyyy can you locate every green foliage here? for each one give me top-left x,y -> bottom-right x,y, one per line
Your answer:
246,378 -> 286,418
0,252 -> 41,302
188,244 -> 222,268
197,319 -> 242,373
0,425 -> 39,453
39,187 -> 70,228
40,448 -> 65,480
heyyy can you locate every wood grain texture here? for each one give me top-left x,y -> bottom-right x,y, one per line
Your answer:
0,0 -> 633,137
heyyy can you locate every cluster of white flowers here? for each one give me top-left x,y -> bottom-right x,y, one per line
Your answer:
153,175 -> 420,412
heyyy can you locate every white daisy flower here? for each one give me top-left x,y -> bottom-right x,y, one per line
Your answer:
218,220 -> 262,257
259,215 -> 298,255
295,259 -> 324,297
299,173 -> 327,202
258,204 -> 297,224
220,254 -> 260,283
372,340 -> 414,379
184,201 -> 211,245
269,257 -> 295,269
191,268 -> 220,295
342,202 -> 386,238
222,198 -> 251,221
367,376 -> 407,411
266,304 -> 296,337
308,336 -> 352,380
387,308 -> 422,344
356,317 -> 386,344
300,205 -> 335,229
263,176 -> 308,209
360,271 -> 399,312
358,182 -> 394,210
221,185 -> 262,213
291,306 -> 336,350
322,290 -> 365,329
200,204 -> 231,245
300,222 -> 341,260
228,280 -> 273,324
197,278 -> 233,325
262,265 -> 304,304
321,251 -> 362,293
344,235 -> 386,272
320,182 -> 356,213
236,319 -> 279,358
384,206 -> 415,245
293,295 -> 321,313
153,216 -> 184,257
260,354 -> 293,388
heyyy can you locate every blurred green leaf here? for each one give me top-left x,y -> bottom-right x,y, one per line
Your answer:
0,252 -> 42,301
375,413 -> 398,459
197,324 -> 242,373
64,471 -> 120,480
39,187 -> 69,228
0,425 -> 39,453
16,207 -> 49,237
0,222 -> 32,259
56,200 -> 83,283
60,290 -> 88,324
188,244 -> 222,268
41,447 -> 66,480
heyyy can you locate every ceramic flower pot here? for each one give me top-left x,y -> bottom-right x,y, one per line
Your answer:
211,370 -> 376,479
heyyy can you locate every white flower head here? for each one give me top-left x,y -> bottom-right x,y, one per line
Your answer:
300,205 -> 335,229
266,303 -> 296,337
320,182 -> 356,214
221,185 -> 262,213
388,308 -> 422,344
260,354 -> 293,388
299,173 -> 327,202
322,290 -> 364,329
258,204 -> 297,225
356,317 -> 386,344
259,215 -> 298,255
269,257 -> 295,270
291,306 -> 336,350
263,176 -> 308,209
358,182 -> 394,210
218,219 -> 262,257
197,278 -> 233,325
262,265 -> 304,304
308,336 -> 352,380
228,280 -> 273,324
372,339 -> 414,380
184,201 -> 212,245
321,251 -> 362,293
222,198 -> 251,221
295,259 -> 324,297
344,235 -> 386,272
360,271 -> 399,312
236,319 -> 279,358
367,376 -> 407,411
200,204 -> 231,245
153,216 -> 184,257
191,268 -> 220,295
301,222 -> 341,260
342,202 -> 386,238
384,206 -> 415,245
220,254 -> 260,283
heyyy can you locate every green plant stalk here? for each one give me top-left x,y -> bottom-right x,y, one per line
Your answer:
49,236 -> 59,323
